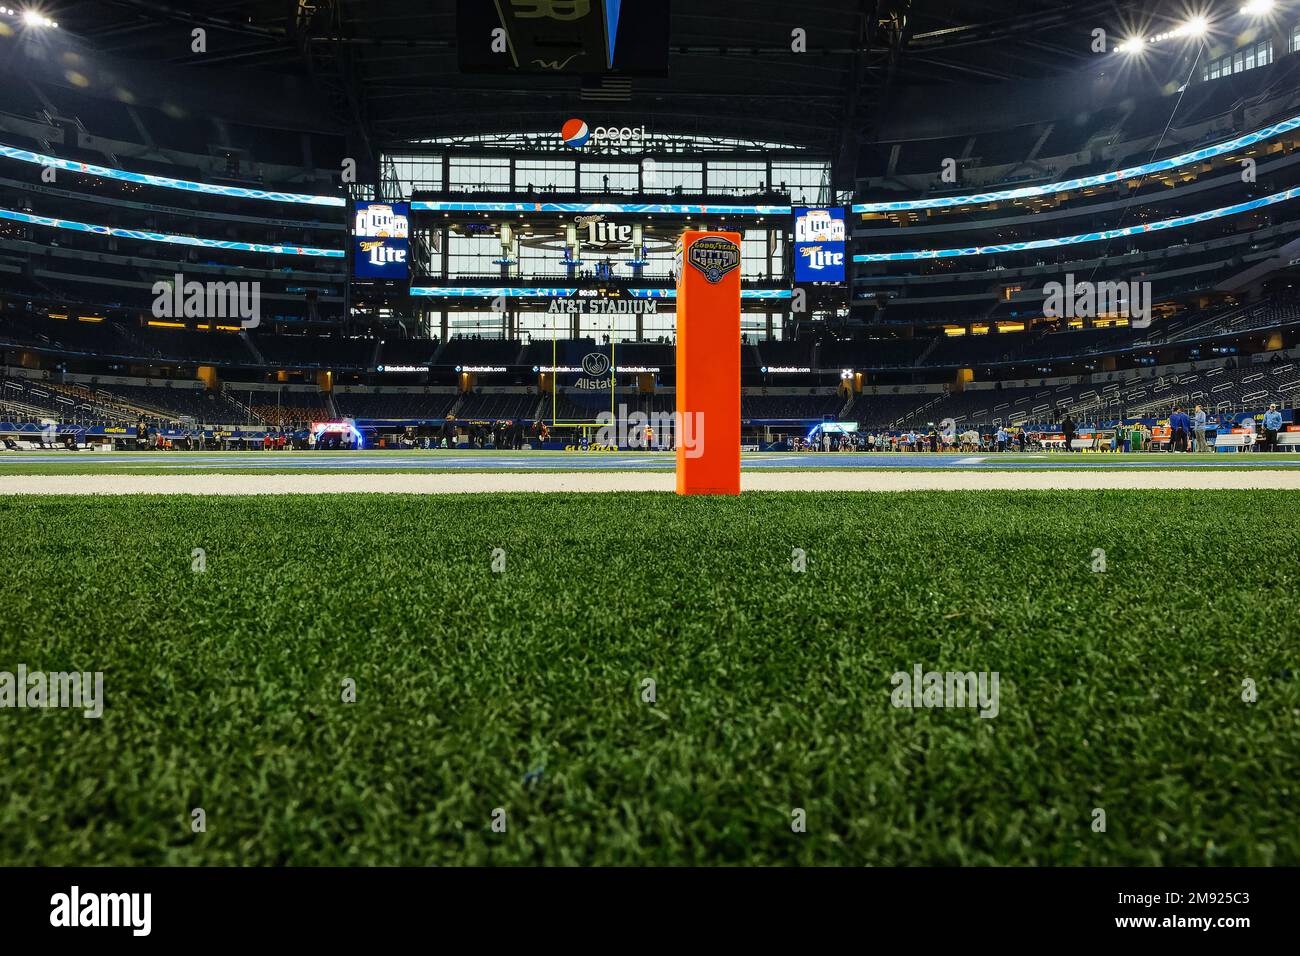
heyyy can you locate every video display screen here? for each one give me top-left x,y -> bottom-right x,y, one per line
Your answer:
793,207 -> 847,283
352,201 -> 410,281
458,0 -> 670,76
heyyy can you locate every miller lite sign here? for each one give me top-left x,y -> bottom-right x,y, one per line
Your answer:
352,201 -> 411,280
793,206 -> 846,283
584,219 -> 635,248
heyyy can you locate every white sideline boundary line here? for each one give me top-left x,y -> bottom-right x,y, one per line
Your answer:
4,471 -> 1300,494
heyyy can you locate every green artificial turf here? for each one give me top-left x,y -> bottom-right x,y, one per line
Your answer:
1,450 -> 1300,475
0,491 -> 1296,865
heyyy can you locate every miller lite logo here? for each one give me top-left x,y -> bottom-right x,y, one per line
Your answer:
359,241 -> 408,268
586,221 -> 634,246
798,245 -> 844,272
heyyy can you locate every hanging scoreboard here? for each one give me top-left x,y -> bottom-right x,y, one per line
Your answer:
792,206 -> 849,314
458,0 -> 670,76
351,201 -> 410,281
793,207 -> 847,283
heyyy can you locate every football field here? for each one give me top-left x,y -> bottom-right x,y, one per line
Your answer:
2,449 -> 1300,476
2,485 -> 1296,865
3,449 -> 1300,499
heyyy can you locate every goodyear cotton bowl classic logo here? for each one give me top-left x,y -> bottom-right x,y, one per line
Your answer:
352,201 -> 410,280
687,235 -> 740,284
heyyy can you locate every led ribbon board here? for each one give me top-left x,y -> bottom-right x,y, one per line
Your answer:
852,114 -> 1300,213
853,186 -> 1300,262
0,144 -> 345,207
412,201 -> 790,216
0,208 -> 344,258
408,287 -> 791,300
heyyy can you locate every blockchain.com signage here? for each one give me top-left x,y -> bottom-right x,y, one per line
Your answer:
793,206 -> 846,283
352,201 -> 410,281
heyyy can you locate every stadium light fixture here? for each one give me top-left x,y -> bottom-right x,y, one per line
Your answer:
1118,15 -> 1208,52
1241,0 -> 1274,14
21,9 -> 58,28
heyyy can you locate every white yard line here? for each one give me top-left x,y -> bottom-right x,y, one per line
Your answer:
3,471 -> 1300,494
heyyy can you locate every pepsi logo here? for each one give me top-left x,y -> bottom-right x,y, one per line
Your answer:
561,119 -> 647,149
561,119 -> 590,149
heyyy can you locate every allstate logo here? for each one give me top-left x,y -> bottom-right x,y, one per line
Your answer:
561,118 -> 590,149
582,352 -> 611,376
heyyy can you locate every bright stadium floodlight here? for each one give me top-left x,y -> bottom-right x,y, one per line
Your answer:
1241,0 -> 1274,15
21,8 -> 56,28
1175,16 -> 1211,39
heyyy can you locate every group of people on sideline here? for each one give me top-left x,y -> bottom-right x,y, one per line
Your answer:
787,404 -> 1293,453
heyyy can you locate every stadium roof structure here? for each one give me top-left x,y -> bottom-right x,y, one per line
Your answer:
48,1 -> 1227,183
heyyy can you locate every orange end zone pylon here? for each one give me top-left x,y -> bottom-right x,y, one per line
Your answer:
676,230 -> 741,495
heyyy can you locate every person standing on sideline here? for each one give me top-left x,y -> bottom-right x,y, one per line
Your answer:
1169,407 -> 1191,453
1263,403 -> 1283,452
1193,405 -> 1208,453
1061,414 -> 1077,452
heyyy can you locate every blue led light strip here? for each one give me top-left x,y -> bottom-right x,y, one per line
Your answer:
0,207 -> 345,258
411,201 -> 790,216
410,287 -> 577,298
0,144 -> 346,208
409,287 -> 793,299
852,187 -> 1300,262
852,114 -> 1300,214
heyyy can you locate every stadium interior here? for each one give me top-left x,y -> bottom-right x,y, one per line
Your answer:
3,0 -> 1300,889
2,0 -> 1299,451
